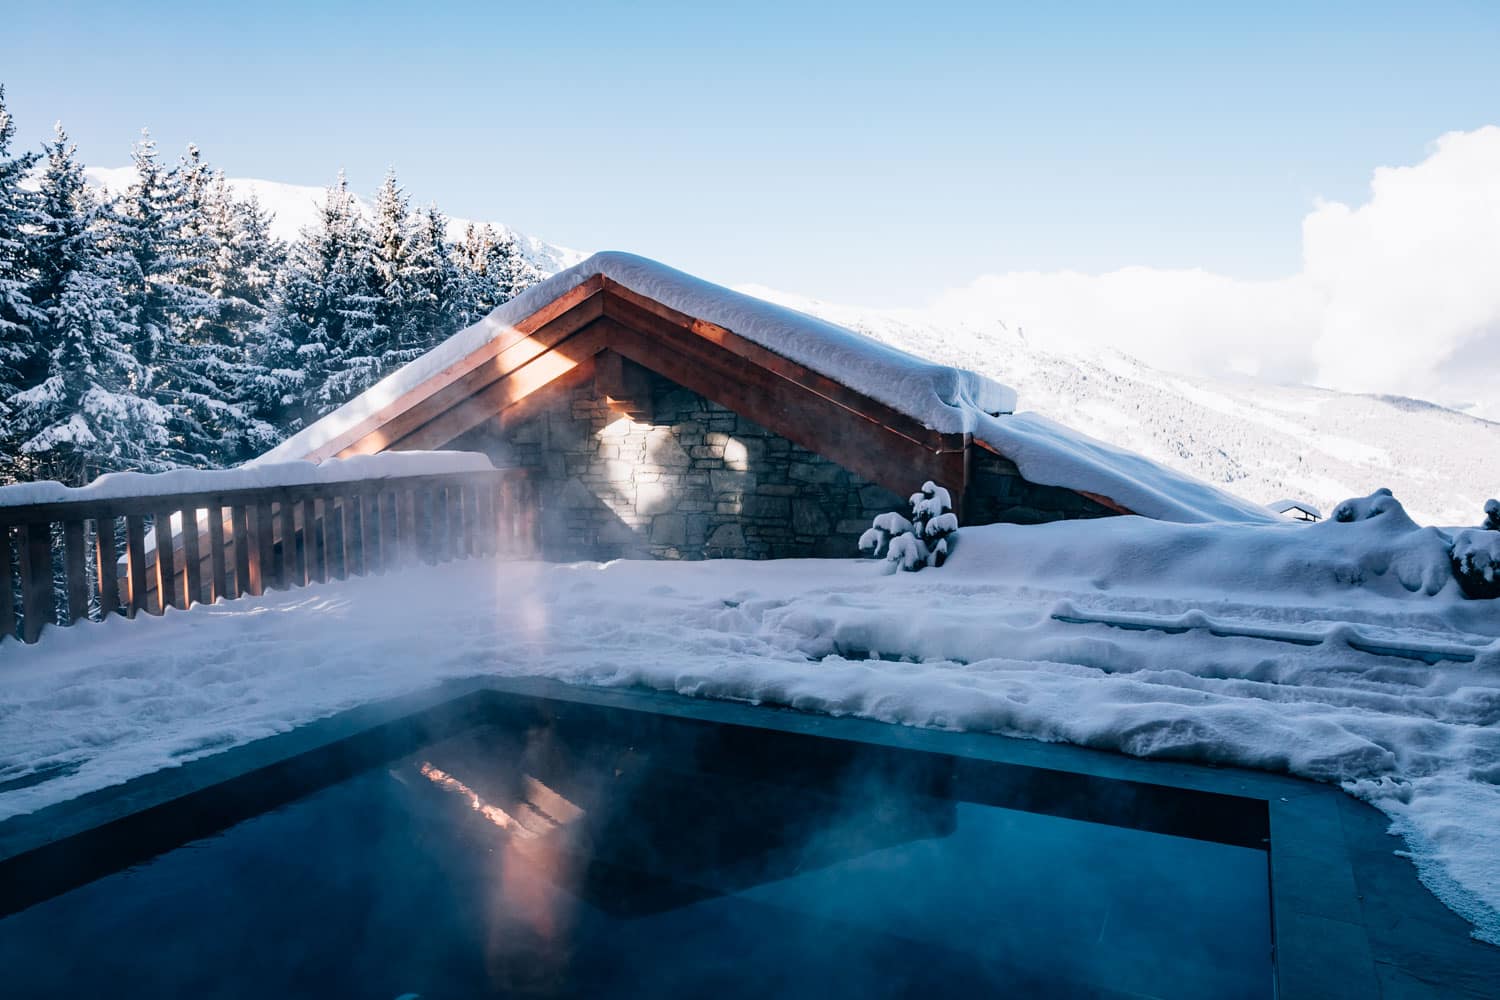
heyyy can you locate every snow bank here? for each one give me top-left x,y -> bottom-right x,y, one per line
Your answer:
0,451 -> 494,509
1,490 -> 1496,941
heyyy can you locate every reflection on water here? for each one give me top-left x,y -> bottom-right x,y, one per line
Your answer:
0,708 -> 1272,999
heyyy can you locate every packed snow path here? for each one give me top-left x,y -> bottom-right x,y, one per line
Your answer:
2,508 -> 1498,944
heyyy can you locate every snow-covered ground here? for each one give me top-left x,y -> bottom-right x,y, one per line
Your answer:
2,494 -> 1497,943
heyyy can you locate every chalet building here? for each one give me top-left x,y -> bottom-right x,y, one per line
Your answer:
259,253 -> 1270,561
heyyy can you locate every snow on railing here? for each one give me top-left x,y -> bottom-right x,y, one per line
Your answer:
0,456 -> 538,644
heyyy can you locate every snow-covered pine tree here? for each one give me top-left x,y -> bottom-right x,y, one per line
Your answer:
4,125 -> 170,483
1484,499 -> 1499,532
859,481 -> 958,572
488,226 -> 542,303
263,171 -> 383,418
112,130 -> 219,370
454,222 -> 500,322
404,202 -> 459,351
453,222 -> 541,324
369,169 -> 423,368
0,86 -> 44,478
204,176 -> 283,343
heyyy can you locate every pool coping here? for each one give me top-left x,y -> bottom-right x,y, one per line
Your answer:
1,675 -> 1495,999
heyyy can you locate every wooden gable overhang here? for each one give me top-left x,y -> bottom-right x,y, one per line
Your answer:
292,275 -> 1130,517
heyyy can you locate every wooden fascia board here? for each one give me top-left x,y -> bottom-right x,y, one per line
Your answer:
598,278 -> 962,454
337,289 -> 605,457
389,324 -> 610,452
304,275 -> 606,461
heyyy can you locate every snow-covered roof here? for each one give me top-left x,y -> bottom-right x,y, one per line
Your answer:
1268,498 -> 1323,517
259,252 -> 1017,463
261,252 -> 1276,525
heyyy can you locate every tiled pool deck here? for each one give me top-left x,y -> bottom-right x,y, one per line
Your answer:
1,675 -> 1495,998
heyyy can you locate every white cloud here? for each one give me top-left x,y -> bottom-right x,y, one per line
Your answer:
931,126 -> 1500,418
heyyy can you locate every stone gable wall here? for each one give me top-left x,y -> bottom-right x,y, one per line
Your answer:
448,370 -> 1114,561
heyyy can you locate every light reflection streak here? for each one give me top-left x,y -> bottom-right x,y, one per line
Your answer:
418,762 -> 536,838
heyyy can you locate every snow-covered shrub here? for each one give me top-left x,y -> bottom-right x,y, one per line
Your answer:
1451,529 -> 1500,600
1483,498 -> 1499,531
859,481 -> 957,572
1331,487 -> 1402,523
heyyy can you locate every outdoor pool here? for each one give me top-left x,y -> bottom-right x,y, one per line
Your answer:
0,692 -> 1273,998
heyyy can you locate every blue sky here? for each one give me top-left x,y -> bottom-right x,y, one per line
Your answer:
6,1 -> 1500,304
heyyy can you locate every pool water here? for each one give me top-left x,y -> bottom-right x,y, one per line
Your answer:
0,703 -> 1273,999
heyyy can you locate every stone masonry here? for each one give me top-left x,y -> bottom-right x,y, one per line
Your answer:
449,369 -> 1114,561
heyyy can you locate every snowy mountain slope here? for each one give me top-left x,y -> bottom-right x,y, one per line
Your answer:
83,166 -> 585,277
741,287 -> 1500,527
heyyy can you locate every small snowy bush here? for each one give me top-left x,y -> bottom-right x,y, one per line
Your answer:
859,481 -> 957,572
1483,498 -> 1499,532
1332,487 -> 1401,523
1451,529 -> 1500,600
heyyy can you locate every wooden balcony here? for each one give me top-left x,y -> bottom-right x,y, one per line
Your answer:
0,466 -> 538,645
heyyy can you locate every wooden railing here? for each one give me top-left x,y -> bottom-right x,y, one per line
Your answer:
0,468 -> 538,645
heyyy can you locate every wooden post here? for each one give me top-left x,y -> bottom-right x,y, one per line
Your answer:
63,520 -> 89,625
0,525 -> 16,641
464,485 -> 481,558
19,522 -> 52,642
429,488 -> 447,565
328,497 -> 348,581
357,492 -> 376,576
301,498 -> 324,584
229,505 -> 251,599
448,486 -> 466,560
95,517 -> 121,619
382,491 -> 399,572
207,505 -> 228,604
278,497 -> 298,589
254,502 -> 275,595
181,508 -> 203,609
399,489 -> 417,566
482,483 -> 499,556
154,512 -> 180,612
125,515 -> 148,617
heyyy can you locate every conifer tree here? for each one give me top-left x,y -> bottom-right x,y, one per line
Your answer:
4,126 -> 169,482
369,169 -> 423,367
262,172 -> 382,418
0,87 -> 42,434
404,202 -> 457,351
113,130 -> 219,368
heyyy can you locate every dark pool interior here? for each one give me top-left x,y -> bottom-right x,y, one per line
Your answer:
0,695 -> 1274,999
